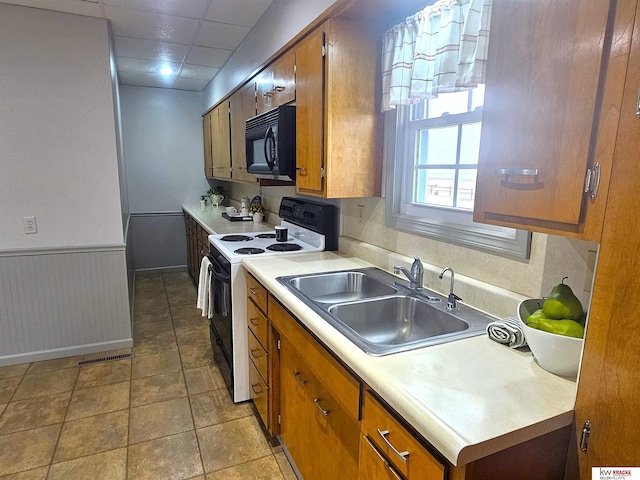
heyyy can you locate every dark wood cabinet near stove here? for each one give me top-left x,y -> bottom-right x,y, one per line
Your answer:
184,212 -> 209,284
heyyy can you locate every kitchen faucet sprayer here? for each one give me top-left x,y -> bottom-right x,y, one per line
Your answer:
439,267 -> 462,310
393,257 -> 424,290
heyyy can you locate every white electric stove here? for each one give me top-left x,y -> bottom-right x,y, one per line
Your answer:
205,197 -> 337,402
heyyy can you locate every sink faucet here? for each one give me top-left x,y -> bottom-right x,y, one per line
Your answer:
394,257 -> 424,290
439,267 -> 462,310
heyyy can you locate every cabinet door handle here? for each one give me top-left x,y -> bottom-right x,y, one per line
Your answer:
249,317 -> 260,327
363,436 -> 403,480
580,421 -> 591,452
249,288 -> 258,296
293,371 -> 307,386
635,81 -> 640,118
313,397 -> 330,417
377,429 -> 410,464
251,383 -> 263,395
495,168 -> 539,176
250,348 -> 262,359
273,85 -> 286,92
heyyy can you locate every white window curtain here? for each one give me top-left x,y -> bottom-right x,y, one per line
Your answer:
381,0 -> 492,112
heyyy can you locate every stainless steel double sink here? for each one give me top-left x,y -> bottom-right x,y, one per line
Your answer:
277,267 -> 496,356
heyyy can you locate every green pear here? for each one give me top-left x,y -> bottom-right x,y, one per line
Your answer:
542,278 -> 583,320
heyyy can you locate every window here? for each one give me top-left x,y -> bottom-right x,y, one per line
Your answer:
385,86 -> 531,259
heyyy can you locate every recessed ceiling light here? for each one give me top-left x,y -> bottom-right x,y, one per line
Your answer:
159,65 -> 174,76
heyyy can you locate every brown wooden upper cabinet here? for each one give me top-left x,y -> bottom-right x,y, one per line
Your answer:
256,49 -> 295,114
203,110 -> 214,179
295,18 -> 382,198
209,101 -> 232,180
473,0 -> 623,242
229,82 -> 258,183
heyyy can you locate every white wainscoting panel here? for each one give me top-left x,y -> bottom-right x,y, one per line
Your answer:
0,246 -> 132,366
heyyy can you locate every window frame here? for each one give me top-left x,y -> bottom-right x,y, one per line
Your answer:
384,106 -> 531,260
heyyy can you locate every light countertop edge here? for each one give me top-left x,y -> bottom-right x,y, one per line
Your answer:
241,251 -> 577,467
183,204 -> 273,235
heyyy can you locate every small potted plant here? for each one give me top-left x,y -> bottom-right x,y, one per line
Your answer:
207,186 -> 225,207
249,202 -> 265,222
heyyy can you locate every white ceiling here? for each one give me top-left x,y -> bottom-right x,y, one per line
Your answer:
1,0 -> 275,91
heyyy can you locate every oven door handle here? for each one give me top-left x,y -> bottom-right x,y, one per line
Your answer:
207,256 -> 230,283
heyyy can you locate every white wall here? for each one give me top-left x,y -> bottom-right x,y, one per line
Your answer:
121,86 -> 210,213
203,0 -> 338,108
0,4 -> 124,250
0,4 -> 131,365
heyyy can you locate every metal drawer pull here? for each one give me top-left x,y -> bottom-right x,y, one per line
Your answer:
495,168 -> 539,176
249,317 -> 260,327
293,371 -> 307,386
313,397 -> 330,416
377,429 -> 410,464
363,436 -> 403,480
274,85 -> 286,92
251,383 -> 262,395
249,288 -> 258,295
250,348 -> 262,359
636,81 -> 640,118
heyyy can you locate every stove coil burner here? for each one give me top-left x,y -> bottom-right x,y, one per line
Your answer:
266,243 -> 303,252
255,233 -> 276,239
220,235 -> 253,242
234,247 -> 265,255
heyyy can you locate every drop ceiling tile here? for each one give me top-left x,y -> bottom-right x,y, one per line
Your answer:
194,21 -> 250,50
2,0 -> 103,16
184,46 -> 231,67
115,37 -> 188,63
119,70 -> 177,89
181,64 -> 218,80
206,0 -> 272,28
173,76 -> 210,91
117,56 -> 181,76
105,5 -> 200,44
103,0 -> 208,19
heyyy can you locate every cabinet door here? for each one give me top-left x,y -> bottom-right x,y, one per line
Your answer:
295,26 -> 325,193
474,0 -> 613,229
257,50 -> 296,114
295,19 -> 381,198
203,111 -> 214,178
279,336 -> 359,480
230,83 -> 257,183
574,0 -> 640,474
212,102 -> 232,179
271,49 -> 295,106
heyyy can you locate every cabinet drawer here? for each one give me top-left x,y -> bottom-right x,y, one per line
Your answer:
247,299 -> 268,349
270,297 -> 361,421
362,390 -> 446,480
246,274 -> 267,313
249,358 -> 268,429
248,328 -> 268,383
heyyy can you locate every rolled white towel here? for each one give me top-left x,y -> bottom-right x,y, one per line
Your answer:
196,256 -> 212,316
486,317 -> 527,349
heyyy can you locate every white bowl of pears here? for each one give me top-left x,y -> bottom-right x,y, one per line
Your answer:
517,278 -> 586,377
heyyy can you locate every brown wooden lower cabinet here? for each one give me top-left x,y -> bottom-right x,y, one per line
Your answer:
184,212 -> 208,283
247,277 -> 574,479
279,334 -> 360,480
361,390 -> 446,480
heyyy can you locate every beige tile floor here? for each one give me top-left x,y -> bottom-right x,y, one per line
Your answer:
0,271 -> 297,480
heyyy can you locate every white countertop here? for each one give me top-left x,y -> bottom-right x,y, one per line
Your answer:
241,251 -> 577,467
183,204 -> 274,235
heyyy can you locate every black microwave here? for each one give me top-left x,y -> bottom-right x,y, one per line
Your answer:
245,105 -> 296,181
